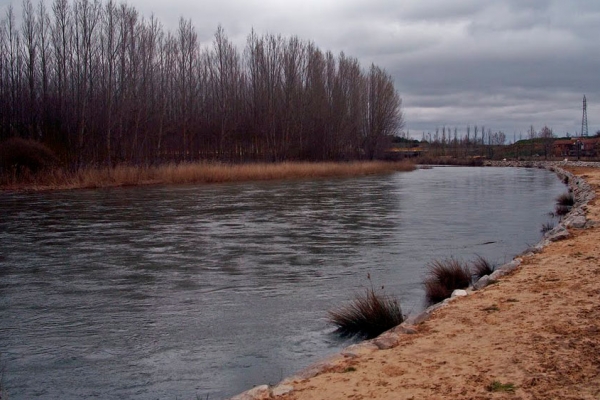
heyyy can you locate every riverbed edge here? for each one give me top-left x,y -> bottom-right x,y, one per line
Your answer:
228,160 -> 599,400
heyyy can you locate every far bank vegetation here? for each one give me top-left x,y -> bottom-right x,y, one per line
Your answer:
0,0 -> 405,188
0,152 -> 414,190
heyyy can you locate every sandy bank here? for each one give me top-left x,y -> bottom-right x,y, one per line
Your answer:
233,163 -> 600,400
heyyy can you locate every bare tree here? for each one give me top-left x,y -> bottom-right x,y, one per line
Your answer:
1,1 -> 406,167
539,125 -> 553,159
362,64 -> 403,159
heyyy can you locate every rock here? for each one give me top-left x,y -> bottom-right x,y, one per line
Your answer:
340,342 -> 379,358
403,312 -> 427,326
565,215 -> 587,229
392,324 -> 418,335
271,384 -> 294,397
547,227 -> 571,242
373,331 -> 400,350
489,269 -> 507,280
451,289 -> 468,298
473,275 -> 490,290
404,301 -> 447,325
230,385 -> 271,400
498,259 -> 520,273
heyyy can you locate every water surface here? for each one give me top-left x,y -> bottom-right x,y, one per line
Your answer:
0,167 -> 565,399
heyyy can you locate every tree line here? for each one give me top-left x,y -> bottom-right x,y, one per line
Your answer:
0,0 -> 403,167
405,124 -> 561,159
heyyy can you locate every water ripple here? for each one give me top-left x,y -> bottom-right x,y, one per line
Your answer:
0,167 -> 565,399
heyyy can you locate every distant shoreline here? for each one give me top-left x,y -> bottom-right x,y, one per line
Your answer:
0,160 -> 415,192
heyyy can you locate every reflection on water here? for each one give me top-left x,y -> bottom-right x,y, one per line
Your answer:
0,167 -> 565,399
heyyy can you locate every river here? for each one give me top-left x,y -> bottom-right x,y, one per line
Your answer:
0,166 -> 565,399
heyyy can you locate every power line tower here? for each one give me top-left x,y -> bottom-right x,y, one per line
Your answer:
581,95 -> 589,137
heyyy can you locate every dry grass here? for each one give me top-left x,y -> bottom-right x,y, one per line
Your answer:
328,287 -> 404,339
556,192 -> 575,207
423,258 -> 472,305
0,160 -> 415,191
470,255 -> 495,280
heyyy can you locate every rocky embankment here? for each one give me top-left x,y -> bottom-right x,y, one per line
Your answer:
230,161 -> 600,400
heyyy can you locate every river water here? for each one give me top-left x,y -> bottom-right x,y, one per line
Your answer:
0,166 -> 565,399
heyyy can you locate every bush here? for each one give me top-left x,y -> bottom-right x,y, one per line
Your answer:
556,192 -> 574,207
423,280 -> 452,306
328,287 -> 403,339
541,221 -> 555,234
554,204 -> 571,216
471,255 -> 495,280
423,258 -> 471,305
0,137 -> 59,174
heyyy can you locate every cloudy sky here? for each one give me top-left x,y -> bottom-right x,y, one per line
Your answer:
2,0 -> 599,140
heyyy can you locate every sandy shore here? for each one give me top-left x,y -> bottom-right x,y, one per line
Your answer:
236,164 -> 600,400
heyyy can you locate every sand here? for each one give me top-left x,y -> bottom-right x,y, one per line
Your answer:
270,166 -> 600,400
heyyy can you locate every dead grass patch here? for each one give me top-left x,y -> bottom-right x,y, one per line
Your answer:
328,286 -> 404,339
1,161 -> 415,191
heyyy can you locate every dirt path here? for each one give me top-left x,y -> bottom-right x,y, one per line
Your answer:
268,166 -> 600,400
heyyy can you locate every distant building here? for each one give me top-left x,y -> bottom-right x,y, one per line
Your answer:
553,137 -> 599,158
383,147 -> 425,160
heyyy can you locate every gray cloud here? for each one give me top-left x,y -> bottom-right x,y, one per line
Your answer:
1,0 -> 598,137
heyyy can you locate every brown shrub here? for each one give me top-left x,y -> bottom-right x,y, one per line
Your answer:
0,137 -> 59,174
470,255 -> 495,280
423,258 -> 471,305
328,287 -> 404,339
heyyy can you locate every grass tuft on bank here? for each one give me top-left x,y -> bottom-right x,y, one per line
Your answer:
423,258 -> 471,305
556,192 -> 574,207
0,160 -> 415,191
328,286 -> 404,339
554,192 -> 574,216
471,255 -> 496,280
541,221 -> 555,233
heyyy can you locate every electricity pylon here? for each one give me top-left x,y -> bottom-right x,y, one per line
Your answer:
581,95 -> 589,137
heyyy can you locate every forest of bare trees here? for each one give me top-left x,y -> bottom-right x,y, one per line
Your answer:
0,0 -> 404,168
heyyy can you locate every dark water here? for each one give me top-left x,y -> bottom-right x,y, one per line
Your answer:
0,167 -> 565,399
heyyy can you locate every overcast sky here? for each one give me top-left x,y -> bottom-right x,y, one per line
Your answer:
2,0 -> 599,140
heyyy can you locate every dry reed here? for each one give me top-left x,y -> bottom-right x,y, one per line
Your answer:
423,258 -> 472,305
1,161 -> 415,191
328,287 -> 404,339
470,255 -> 495,280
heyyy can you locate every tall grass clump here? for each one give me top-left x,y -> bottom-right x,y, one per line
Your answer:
541,221 -> 555,234
554,205 -> 570,216
556,192 -> 574,207
470,255 -> 495,280
554,192 -> 574,217
328,287 -> 403,339
424,258 -> 471,305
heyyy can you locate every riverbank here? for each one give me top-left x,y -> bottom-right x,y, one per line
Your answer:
0,161 -> 415,192
233,162 -> 600,400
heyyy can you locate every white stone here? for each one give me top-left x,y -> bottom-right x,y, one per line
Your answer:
451,289 -> 468,297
